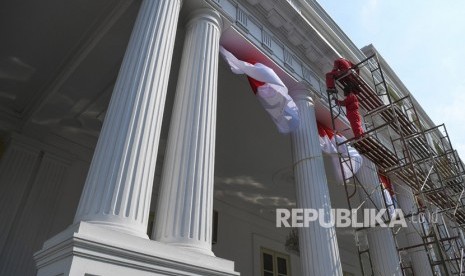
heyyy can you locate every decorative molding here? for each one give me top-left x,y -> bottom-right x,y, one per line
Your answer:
211,0 -> 328,97
267,9 -> 286,28
287,29 -> 304,46
261,29 -> 273,53
236,8 -> 248,32
35,222 -> 239,276
283,49 -> 294,72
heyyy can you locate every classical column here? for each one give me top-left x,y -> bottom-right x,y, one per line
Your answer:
289,84 -> 343,276
356,157 -> 401,275
74,0 -> 182,238
153,8 -> 222,256
396,184 -> 434,276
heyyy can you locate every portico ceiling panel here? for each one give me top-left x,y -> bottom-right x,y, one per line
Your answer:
0,0 -> 119,115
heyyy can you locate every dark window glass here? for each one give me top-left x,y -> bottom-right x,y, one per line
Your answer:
212,210 -> 218,244
277,257 -> 287,275
263,253 -> 273,271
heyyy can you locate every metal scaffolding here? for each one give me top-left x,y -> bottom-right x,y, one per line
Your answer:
326,54 -> 465,275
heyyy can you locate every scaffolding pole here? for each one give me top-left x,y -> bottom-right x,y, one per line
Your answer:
326,53 -> 465,275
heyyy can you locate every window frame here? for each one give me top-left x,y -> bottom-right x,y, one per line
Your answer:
260,247 -> 291,276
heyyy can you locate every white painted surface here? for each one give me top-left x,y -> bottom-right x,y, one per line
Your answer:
356,157 -> 402,276
153,8 -> 222,256
74,0 -> 182,238
289,84 -> 343,276
396,184 -> 434,276
35,222 -> 239,276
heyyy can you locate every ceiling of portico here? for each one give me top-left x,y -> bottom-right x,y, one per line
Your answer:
0,0 -> 349,223
0,0 -> 142,144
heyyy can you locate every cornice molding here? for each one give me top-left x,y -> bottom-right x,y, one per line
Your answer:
209,0 -> 329,97
208,0 -> 384,100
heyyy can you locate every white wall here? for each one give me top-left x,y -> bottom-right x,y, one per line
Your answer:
212,196 -> 362,276
212,199 -> 302,276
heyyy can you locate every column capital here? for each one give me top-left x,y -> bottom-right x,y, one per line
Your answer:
187,8 -> 223,31
288,82 -> 314,104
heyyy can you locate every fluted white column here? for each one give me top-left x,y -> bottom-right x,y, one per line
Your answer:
289,84 -> 343,276
74,0 -> 182,238
357,157 -> 401,275
153,8 -> 222,256
396,184 -> 434,276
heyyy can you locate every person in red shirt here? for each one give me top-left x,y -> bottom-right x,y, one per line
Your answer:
333,86 -> 364,139
326,58 -> 359,93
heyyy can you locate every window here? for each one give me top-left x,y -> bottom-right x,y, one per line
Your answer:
260,248 -> 291,276
212,210 -> 218,244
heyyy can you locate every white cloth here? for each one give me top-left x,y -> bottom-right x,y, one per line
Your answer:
318,124 -> 363,180
219,46 -> 299,133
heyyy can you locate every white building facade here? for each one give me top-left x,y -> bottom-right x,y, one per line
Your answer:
0,0 -> 462,275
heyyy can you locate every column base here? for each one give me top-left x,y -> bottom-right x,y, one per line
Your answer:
34,222 -> 239,276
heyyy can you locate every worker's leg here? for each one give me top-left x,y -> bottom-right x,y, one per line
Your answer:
347,112 -> 364,138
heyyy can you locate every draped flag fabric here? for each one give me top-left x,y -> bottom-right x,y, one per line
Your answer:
317,122 -> 362,179
379,173 -> 397,216
379,174 -> 395,196
219,46 -> 299,133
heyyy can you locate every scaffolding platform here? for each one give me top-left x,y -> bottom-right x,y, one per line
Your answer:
327,53 -> 465,275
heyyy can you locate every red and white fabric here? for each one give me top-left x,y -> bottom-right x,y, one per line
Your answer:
219,46 -> 299,133
379,173 -> 397,217
317,122 -> 362,179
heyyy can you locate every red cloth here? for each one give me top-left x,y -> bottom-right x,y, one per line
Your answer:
335,92 -> 363,138
244,59 -> 266,94
317,122 -> 335,140
379,173 -> 395,196
325,58 -> 359,89
247,77 -> 265,94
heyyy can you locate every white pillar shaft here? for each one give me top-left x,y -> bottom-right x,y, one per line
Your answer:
74,0 -> 182,238
396,185 -> 434,276
289,86 -> 343,276
357,158 -> 401,275
154,8 -> 221,255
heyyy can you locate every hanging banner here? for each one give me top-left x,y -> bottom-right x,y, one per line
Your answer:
317,122 -> 363,180
219,46 -> 299,133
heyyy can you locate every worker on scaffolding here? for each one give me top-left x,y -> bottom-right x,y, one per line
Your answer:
332,84 -> 364,139
325,57 -> 360,94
